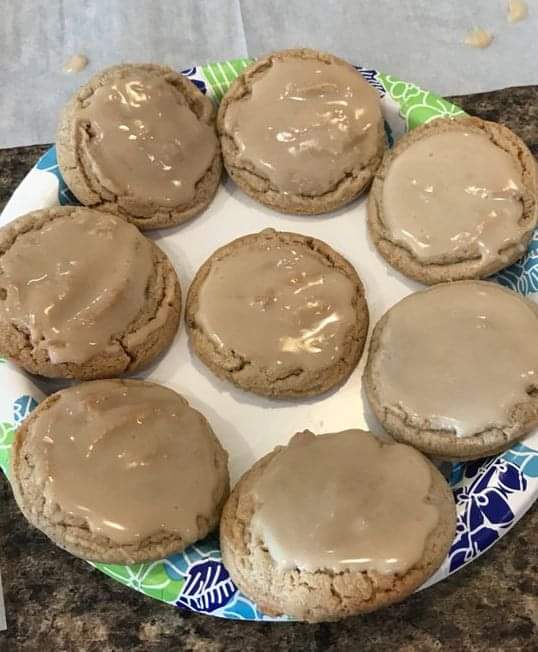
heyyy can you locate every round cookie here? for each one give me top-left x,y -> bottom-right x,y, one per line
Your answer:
368,116 -> 538,284
186,229 -> 369,398
217,48 -> 385,215
220,429 -> 456,622
11,379 -> 230,564
0,206 -> 181,379
57,64 -> 222,230
364,281 -> 538,460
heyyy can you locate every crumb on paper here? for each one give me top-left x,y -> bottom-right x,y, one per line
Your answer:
63,54 -> 89,74
464,28 -> 494,49
508,0 -> 528,23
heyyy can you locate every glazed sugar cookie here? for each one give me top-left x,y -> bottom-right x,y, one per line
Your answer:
220,429 -> 456,622
0,206 -> 180,379
364,281 -> 538,460
186,229 -> 369,398
57,64 -> 222,229
217,48 -> 384,215
368,116 -> 537,284
11,379 -> 229,564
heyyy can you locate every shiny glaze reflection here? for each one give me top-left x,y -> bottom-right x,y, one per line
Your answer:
32,382 -> 222,544
224,58 -> 382,195
251,430 -> 438,573
371,282 -> 538,437
382,131 -> 525,263
79,72 -> 217,206
195,242 -> 357,375
0,211 -> 152,364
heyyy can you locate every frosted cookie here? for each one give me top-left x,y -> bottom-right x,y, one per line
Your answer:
368,117 -> 537,284
11,380 -> 229,563
220,429 -> 456,622
186,229 -> 369,398
217,48 -> 384,215
364,281 -> 538,460
57,64 -> 221,229
0,206 -> 180,379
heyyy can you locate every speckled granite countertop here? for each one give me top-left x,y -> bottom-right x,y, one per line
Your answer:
0,87 -> 537,652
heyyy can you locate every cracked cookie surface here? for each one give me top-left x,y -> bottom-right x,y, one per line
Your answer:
11,379 -> 229,564
57,64 -> 222,230
364,281 -> 538,460
217,48 -> 384,215
220,430 -> 456,622
367,116 -> 538,284
0,206 -> 181,379
186,229 -> 369,398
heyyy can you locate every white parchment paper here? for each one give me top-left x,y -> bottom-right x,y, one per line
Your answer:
1,0 -> 537,147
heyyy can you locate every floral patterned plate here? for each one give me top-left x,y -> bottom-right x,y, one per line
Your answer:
1,60 -> 537,621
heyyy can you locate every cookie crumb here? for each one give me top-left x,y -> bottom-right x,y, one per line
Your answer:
507,0 -> 528,23
63,54 -> 89,74
464,28 -> 494,48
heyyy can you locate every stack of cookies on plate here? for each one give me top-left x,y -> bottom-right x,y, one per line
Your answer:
2,48 -> 537,622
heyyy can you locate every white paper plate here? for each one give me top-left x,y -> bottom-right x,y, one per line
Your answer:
1,60 -> 537,620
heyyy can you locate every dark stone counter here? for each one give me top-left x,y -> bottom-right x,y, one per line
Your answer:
0,87 -> 537,651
